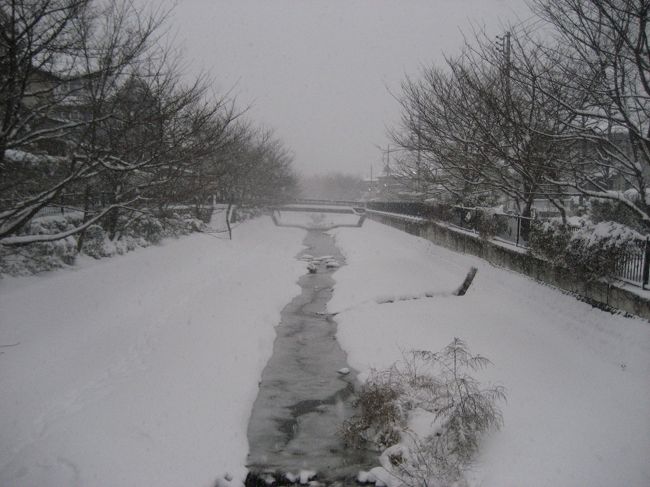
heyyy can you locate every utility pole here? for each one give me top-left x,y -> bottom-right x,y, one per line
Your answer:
416,116 -> 422,196
497,31 -> 512,117
383,144 -> 398,176
505,31 -> 511,116
496,30 -> 513,158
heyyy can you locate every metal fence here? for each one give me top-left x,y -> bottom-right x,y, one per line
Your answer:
614,238 -> 649,287
34,206 -> 69,218
366,201 -> 440,219
494,213 -> 530,247
367,201 -> 650,289
447,206 -> 534,248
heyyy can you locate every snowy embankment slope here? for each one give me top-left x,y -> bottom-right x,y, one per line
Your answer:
330,220 -> 650,487
0,217 -> 305,487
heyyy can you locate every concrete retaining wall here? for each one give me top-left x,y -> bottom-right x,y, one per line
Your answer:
368,211 -> 650,320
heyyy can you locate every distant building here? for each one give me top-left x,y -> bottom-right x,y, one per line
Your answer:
20,68 -> 94,156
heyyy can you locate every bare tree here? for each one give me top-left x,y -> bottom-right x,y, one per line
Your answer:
531,0 -> 650,227
216,128 -> 297,206
0,0 -> 167,244
164,120 -> 297,216
0,0 -> 89,161
1,0 -> 299,254
393,33 -> 572,224
393,0 -> 649,231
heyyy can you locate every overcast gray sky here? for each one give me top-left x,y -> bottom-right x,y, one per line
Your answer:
170,0 -> 531,178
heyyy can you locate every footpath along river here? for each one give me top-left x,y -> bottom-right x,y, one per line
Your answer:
246,230 -> 374,485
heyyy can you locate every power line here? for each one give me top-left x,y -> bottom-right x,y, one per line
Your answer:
508,13 -> 547,38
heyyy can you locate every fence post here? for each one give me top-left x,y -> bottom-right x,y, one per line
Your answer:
641,237 -> 650,289
516,216 -> 521,247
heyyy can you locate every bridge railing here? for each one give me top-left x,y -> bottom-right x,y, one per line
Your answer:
290,198 -> 366,208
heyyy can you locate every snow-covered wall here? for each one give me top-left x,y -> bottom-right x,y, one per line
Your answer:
368,212 -> 650,320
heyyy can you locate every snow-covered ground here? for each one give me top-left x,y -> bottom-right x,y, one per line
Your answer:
329,220 -> 650,487
3,214 -> 649,487
0,217 -> 305,487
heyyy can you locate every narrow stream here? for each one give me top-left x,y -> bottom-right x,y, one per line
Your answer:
246,230 -> 374,484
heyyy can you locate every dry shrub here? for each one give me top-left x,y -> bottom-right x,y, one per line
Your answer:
342,338 -> 506,486
341,373 -> 404,450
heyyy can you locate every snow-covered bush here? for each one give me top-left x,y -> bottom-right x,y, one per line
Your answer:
81,224 -> 108,258
565,221 -> 645,282
456,207 -> 505,240
340,373 -> 404,450
473,208 -> 501,239
127,216 -> 165,244
530,219 -> 645,282
0,215 -> 82,275
342,339 -> 506,486
1,236 -> 79,275
1,209 -> 208,276
589,199 -> 645,233
529,220 -> 573,265
158,211 -> 206,236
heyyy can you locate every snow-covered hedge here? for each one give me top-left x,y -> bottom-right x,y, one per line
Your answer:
452,206 -> 509,240
0,210 -> 207,276
0,215 -> 82,275
529,220 -> 573,266
530,220 -> 645,282
472,207 -> 501,239
589,198 -> 646,233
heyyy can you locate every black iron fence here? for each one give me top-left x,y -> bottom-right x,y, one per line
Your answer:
614,238 -> 650,287
494,213 -> 531,247
367,201 -> 650,289
450,206 -> 533,248
34,206 -> 70,218
367,202 -> 534,247
366,201 -> 443,219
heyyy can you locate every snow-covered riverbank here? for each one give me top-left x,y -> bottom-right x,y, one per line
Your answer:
3,215 -> 649,487
0,218 -> 305,487
330,220 -> 650,487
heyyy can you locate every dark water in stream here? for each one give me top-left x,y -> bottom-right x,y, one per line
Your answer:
246,231 -> 374,484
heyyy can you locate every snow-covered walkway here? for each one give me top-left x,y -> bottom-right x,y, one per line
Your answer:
330,220 -> 650,487
0,218 -> 305,487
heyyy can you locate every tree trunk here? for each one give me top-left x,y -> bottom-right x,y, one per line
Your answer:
76,185 -> 92,253
107,207 -> 120,241
520,195 -> 535,243
549,197 -> 567,224
226,200 -> 233,240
